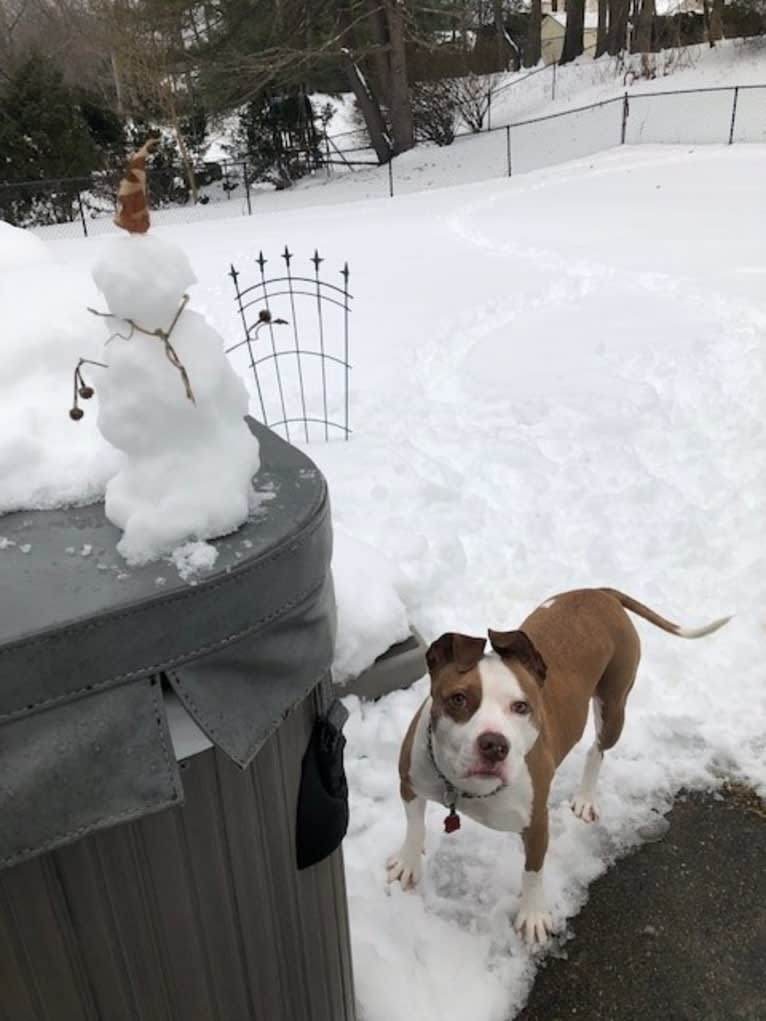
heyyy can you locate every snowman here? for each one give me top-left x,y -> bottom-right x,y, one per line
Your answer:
76,140 -> 261,565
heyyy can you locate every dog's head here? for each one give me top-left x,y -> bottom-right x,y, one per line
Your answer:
425,629 -> 547,791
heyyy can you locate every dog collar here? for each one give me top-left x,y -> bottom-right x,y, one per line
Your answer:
426,721 -> 504,833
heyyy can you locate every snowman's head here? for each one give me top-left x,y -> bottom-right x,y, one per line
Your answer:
93,234 -> 196,326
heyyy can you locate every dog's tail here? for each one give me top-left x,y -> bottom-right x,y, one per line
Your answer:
599,588 -> 731,639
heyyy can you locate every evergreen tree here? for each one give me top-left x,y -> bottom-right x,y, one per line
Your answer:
0,54 -> 96,183
229,90 -> 322,190
0,52 -> 97,224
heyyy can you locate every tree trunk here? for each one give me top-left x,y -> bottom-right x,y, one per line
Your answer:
607,0 -> 630,55
560,0 -> 585,64
709,0 -> 724,43
338,0 -> 392,164
460,0 -> 470,51
342,52 -> 392,164
168,95 -> 198,205
110,51 -> 124,115
636,0 -> 655,53
365,0 -> 391,108
596,0 -> 608,56
382,0 -> 414,154
493,0 -> 508,70
706,0 -> 719,46
524,0 -> 541,67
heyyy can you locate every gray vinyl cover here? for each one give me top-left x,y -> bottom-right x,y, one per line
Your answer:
0,418 -> 335,870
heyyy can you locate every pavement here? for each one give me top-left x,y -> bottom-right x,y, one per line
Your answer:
516,786 -> 766,1021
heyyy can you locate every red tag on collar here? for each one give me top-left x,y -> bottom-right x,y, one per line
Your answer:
444,808 -> 461,834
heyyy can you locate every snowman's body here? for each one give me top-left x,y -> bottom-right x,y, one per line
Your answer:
92,234 -> 260,565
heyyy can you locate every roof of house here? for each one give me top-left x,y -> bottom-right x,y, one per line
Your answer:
544,12 -> 601,30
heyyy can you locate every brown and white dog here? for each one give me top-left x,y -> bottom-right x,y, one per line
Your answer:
387,587 -> 729,943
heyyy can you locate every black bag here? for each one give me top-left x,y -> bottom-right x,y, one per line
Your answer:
295,700 -> 350,870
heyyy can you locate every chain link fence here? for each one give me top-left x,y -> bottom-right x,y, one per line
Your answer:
6,82 -> 764,239
319,82 -> 764,199
0,160 -> 255,240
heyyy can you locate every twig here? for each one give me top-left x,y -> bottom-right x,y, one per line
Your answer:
87,294 -> 195,404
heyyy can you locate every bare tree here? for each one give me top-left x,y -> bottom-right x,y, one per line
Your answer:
78,0 -> 201,200
452,72 -> 497,132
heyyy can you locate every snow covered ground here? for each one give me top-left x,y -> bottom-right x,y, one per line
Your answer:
479,34 -> 766,131
2,142 -> 765,1018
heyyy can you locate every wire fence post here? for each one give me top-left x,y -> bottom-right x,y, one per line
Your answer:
76,190 -> 88,238
620,91 -> 629,145
243,162 -> 252,216
388,158 -> 394,198
506,125 -> 512,177
342,262 -> 351,441
223,162 -> 230,200
728,86 -> 739,145
487,89 -> 492,131
552,61 -> 557,101
325,133 -> 332,178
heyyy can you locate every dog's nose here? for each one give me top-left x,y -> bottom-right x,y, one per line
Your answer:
477,732 -> 509,762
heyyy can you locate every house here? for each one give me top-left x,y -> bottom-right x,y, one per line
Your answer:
541,11 -> 600,64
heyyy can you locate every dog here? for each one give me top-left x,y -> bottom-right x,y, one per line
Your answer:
386,587 -> 729,943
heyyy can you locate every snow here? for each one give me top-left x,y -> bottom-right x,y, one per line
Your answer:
332,531 -> 411,685
485,35 -> 766,131
0,225 -> 119,514
170,540 -> 220,581
0,221 -> 51,270
90,233 -> 261,564
2,128 -> 765,1019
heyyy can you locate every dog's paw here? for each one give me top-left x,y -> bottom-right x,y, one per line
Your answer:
386,849 -> 423,889
571,795 -> 600,823
514,909 -> 553,945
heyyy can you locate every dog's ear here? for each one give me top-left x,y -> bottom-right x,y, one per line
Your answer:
426,632 -> 486,675
488,629 -> 547,685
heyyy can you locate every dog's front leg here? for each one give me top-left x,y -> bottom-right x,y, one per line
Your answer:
515,808 -> 553,944
386,793 -> 426,889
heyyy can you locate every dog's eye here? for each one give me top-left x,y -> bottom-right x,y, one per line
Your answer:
448,692 -> 467,709
511,700 -> 530,715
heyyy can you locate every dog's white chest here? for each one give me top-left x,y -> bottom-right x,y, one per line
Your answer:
456,773 -> 534,833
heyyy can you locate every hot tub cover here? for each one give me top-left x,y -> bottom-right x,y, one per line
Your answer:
0,419 -> 335,869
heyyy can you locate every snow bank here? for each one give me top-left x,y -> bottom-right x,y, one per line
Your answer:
0,221 -> 52,271
332,530 -> 411,684
0,226 -> 118,514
